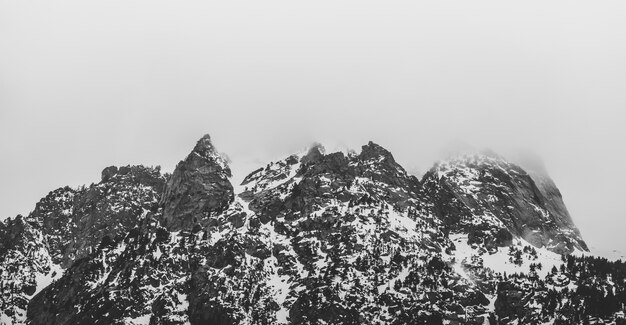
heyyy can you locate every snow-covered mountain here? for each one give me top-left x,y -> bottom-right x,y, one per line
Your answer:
1,135 -> 624,325
1,165 -> 165,324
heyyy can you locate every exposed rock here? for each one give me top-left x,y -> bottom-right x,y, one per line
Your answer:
1,165 -> 165,324
4,135 -> 616,325
422,154 -> 587,254
160,134 -> 234,231
29,165 -> 166,267
0,215 -> 53,323
494,281 -> 530,320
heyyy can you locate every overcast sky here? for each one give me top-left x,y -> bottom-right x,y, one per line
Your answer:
1,1 -> 625,256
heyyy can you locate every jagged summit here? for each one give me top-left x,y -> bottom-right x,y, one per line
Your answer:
299,143 -> 325,166
358,141 -> 395,162
240,140 -> 416,197
239,143 -> 587,253
1,134 -> 620,325
100,165 -> 166,190
1,164 -> 165,323
192,134 -> 224,164
423,153 -> 587,254
160,134 -> 234,231
194,133 -> 213,147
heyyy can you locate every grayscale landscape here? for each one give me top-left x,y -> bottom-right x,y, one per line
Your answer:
1,1 -> 625,324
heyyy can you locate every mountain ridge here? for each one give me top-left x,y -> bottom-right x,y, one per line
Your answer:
1,134 -> 624,325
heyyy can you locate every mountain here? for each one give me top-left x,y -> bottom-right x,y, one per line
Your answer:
422,153 -> 587,255
1,165 -> 165,324
1,135 -> 624,325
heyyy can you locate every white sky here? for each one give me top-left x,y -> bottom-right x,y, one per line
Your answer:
1,1 -> 625,255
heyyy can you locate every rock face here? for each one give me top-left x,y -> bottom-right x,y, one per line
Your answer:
160,134 -> 234,232
0,165 -> 165,324
422,154 -> 587,254
494,281 -> 528,320
29,165 -> 166,267
0,215 -> 53,322
2,134 -> 623,325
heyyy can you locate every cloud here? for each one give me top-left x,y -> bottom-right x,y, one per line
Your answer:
1,0 -> 625,254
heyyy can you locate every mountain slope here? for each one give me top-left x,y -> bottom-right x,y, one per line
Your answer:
0,165 -> 165,324
1,135 -> 623,325
422,153 -> 587,254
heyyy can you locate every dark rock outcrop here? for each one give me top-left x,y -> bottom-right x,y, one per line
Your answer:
29,165 -> 166,267
422,154 -> 587,254
494,281 -> 528,320
160,134 -> 234,231
0,215 -> 52,321
1,165 -> 165,324
2,135 -> 611,325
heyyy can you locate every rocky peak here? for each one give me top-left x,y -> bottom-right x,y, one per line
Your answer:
358,141 -> 395,163
101,165 -> 121,182
193,134 -> 221,161
299,143 -> 325,166
101,165 -> 166,192
3,135 -> 618,325
423,153 -> 588,254
242,141 -> 429,229
1,163 -> 164,324
355,141 -> 421,197
26,164 -> 165,267
160,134 -> 234,231
298,151 -> 352,179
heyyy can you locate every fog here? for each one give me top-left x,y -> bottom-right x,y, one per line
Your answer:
1,1 -> 625,255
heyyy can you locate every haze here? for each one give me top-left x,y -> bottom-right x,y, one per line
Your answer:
1,1 -> 625,256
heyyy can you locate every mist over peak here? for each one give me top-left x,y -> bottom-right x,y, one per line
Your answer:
1,1 -> 626,322
4,134 -> 624,325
